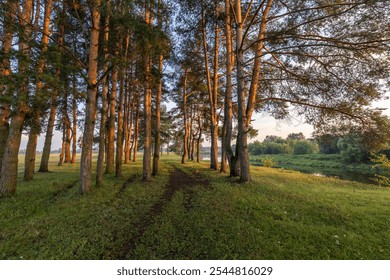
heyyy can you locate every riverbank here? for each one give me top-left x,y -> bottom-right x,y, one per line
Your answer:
250,154 -> 384,184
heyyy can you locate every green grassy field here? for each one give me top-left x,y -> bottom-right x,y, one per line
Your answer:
1,155 -> 389,259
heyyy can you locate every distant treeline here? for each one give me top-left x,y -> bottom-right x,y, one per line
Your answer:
249,133 -> 390,164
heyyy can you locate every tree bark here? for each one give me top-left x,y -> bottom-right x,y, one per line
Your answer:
80,0 -> 101,194
24,0 -> 53,180
246,0 -> 273,126
201,1 -> 219,170
0,0 -> 33,196
105,62 -> 117,174
0,0 -> 17,173
142,2 -> 153,181
116,65 -> 126,177
124,79 -> 133,164
221,0 -> 234,174
152,0 -> 163,175
181,69 -> 189,164
96,0 -> 110,186
39,3 -> 65,172
64,117 -> 71,163
71,75 -> 77,164
133,92 -> 139,162
235,0 -> 250,182
58,125 -> 65,166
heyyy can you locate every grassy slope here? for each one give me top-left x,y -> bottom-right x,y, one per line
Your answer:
0,155 -> 389,259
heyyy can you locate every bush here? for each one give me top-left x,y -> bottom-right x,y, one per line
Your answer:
261,156 -> 277,167
337,135 -> 369,163
371,153 -> 390,186
292,140 -> 319,155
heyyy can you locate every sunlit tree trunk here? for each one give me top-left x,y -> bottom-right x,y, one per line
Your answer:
106,63 -> 117,174
39,1 -> 65,172
23,0 -> 53,180
0,0 -> 17,173
235,0 -> 250,182
71,75 -> 77,164
235,0 -> 273,182
133,92 -> 139,162
58,125 -> 65,166
0,0 -> 33,196
153,0 -> 164,175
115,72 -> 124,177
64,117 -> 71,163
221,0 -> 234,174
96,0 -> 110,186
142,1 -> 153,181
80,0 -> 101,194
124,80 -> 133,164
201,1 -> 219,170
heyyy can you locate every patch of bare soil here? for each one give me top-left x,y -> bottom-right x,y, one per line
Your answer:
115,166 -> 209,259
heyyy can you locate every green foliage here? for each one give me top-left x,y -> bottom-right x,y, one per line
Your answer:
287,132 -> 305,141
292,140 -> 319,155
261,156 -> 277,168
316,134 -> 340,154
337,135 -> 369,163
248,134 -> 318,156
371,154 -> 390,187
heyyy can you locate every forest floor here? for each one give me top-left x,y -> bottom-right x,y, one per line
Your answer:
1,155 -> 390,259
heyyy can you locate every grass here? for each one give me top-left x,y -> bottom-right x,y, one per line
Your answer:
1,154 -> 389,259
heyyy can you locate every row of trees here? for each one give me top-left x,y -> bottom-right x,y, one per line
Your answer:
248,133 -> 319,156
1,0 -> 390,197
0,0 -> 170,196
172,0 -> 390,181
249,132 -> 390,164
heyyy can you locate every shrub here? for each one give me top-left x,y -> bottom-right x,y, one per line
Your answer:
292,140 -> 319,155
337,135 -> 369,163
371,153 -> 390,186
261,156 -> 277,167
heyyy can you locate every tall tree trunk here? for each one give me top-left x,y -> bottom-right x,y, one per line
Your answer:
196,100 -> 205,163
0,0 -> 33,196
153,1 -> 164,175
201,0 -> 219,170
221,0 -> 234,174
124,81 -> 133,164
106,64 -> 117,174
58,125 -> 66,166
133,92 -> 139,162
235,0 -> 250,182
116,64 -> 126,177
0,0 -> 17,173
197,129 -> 202,163
142,2 -> 153,181
64,118 -> 71,163
246,0 -> 273,126
39,2 -> 65,172
24,132 -> 38,181
123,70 -> 130,165
181,69 -> 189,164
189,103 -> 195,161
24,0 -> 53,180
80,0 -> 101,194
71,76 -> 77,164
96,0 -> 110,186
